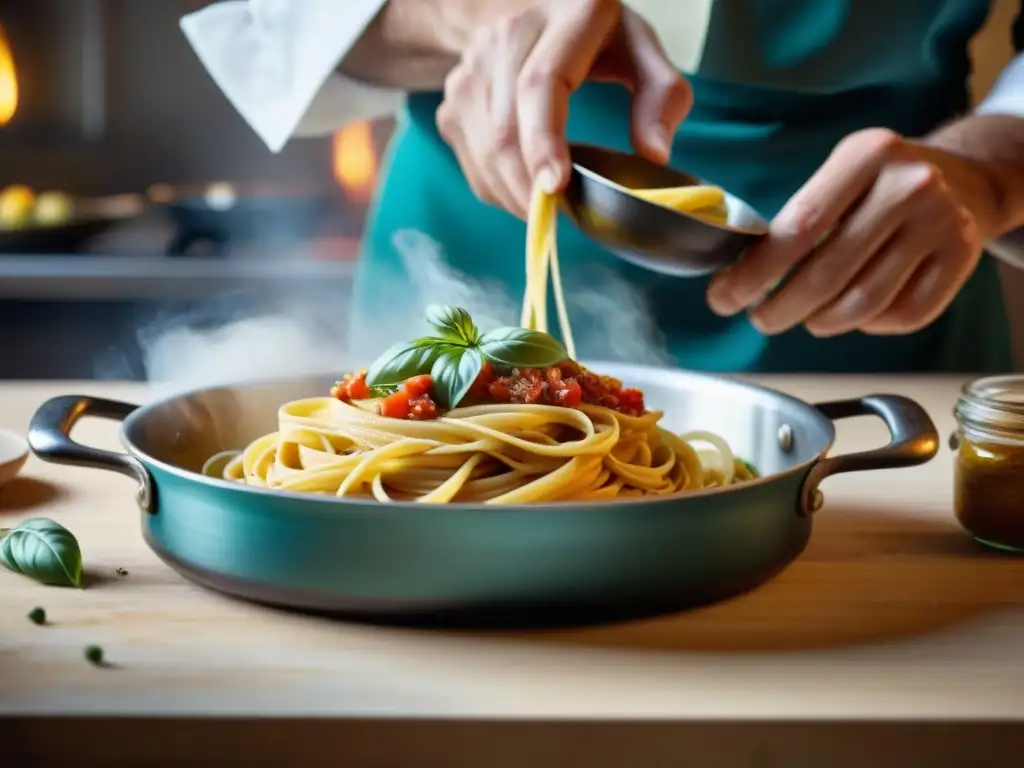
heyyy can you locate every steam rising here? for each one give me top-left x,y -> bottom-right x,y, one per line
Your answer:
118,228 -> 671,393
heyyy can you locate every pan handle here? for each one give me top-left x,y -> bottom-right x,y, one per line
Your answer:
28,395 -> 154,514
800,394 -> 938,516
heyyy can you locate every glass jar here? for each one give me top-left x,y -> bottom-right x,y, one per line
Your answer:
953,375 -> 1024,552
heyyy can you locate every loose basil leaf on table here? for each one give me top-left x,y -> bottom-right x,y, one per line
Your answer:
431,346 -> 484,410
0,518 -> 83,588
366,337 -> 448,386
478,326 -> 569,368
425,305 -> 479,346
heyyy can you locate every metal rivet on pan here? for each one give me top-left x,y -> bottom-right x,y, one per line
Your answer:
777,423 -> 794,453
809,489 -> 824,513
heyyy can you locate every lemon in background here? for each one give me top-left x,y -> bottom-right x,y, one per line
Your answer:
0,185 -> 35,228
33,191 -> 74,226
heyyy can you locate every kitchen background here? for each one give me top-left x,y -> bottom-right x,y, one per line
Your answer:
0,0 -> 1018,379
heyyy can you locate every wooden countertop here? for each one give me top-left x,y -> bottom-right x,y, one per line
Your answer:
2,377 -> 1024,764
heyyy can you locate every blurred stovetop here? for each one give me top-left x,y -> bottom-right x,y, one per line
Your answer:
0,198 -> 362,301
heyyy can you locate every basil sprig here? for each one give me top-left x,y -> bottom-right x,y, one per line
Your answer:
0,518 -> 83,588
425,305 -> 479,346
365,305 -> 569,409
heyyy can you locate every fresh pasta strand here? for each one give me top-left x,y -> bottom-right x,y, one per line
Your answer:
520,178 -> 729,358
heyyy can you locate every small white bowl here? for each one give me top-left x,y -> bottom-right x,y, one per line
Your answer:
0,429 -> 29,487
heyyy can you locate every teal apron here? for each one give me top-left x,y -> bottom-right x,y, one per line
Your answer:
351,0 -> 1015,373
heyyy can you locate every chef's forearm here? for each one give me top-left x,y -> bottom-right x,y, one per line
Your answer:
924,114 -> 1024,239
339,0 -> 469,90
340,0 -> 529,90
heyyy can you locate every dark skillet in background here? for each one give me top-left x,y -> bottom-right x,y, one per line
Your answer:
145,182 -> 336,256
0,191 -> 142,254
0,183 -> 336,256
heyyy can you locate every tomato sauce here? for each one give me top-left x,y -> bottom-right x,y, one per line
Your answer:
331,362 -> 647,421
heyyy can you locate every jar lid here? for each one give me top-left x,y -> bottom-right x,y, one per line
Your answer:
956,375 -> 1024,436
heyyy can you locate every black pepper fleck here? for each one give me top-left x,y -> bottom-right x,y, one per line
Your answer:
115,567 -> 128,576
27,607 -> 46,625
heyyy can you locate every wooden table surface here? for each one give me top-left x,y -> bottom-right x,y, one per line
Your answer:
2,377 -> 1024,766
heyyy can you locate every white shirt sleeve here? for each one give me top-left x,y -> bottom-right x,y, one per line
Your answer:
977,52 -> 1024,119
180,0 -> 405,154
975,51 -> 1024,265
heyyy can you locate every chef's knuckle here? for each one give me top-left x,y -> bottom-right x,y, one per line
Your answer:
861,127 -> 903,158
838,127 -> 902,163
443,67 -> 471,101
495,10 -> 534,38
802,263 -> 839,296
850,286 -> 884,315
492,119 -> 520,152
655,73 -> 691,105
517,65 -> 553,95
905,163 -> 944,200
777,201 -> 823,244
576,0 -> 618,21
957,212 -> 982,247
435,103 -> 456,138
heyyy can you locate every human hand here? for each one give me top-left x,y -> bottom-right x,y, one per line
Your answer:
435,0 -> 692,218
706,128 -> 995,337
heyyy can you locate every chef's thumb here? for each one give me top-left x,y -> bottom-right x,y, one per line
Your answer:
629,46 -> 692,164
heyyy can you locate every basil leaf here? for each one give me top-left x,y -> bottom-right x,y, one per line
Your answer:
478,326 -> 569,368
430,346 -> 484,410
365,337 -> 445,386
0,518 -> 83,588
738,458 -> 761,478
425,305 -> 479,345
368,384 -> 399,398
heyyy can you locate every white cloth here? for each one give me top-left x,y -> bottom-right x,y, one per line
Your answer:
978,51 -> 1024,119
180,0 -> 402,153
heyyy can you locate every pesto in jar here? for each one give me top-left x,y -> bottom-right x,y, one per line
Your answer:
953,376 -> 1024,553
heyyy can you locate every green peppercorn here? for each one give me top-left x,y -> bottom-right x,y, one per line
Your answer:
84,645 -> 104,666
27,606 -> 45,625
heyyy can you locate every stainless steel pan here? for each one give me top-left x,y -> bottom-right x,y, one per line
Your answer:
28,365 -> 938,628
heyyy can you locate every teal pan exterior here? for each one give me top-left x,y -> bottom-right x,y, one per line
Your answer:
139,459 -> 812,626
28,366 -> 939,628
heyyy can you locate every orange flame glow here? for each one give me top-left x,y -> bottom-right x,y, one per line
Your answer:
0,25 -> 17,126
332,121 -> 378,203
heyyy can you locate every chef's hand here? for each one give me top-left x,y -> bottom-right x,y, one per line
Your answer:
435,0 -> 692,219
706,128 -> 992,337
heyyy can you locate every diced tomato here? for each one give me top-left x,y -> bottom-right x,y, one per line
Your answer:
488,377 -> 513,402
509,369 -> 545,404
330,370 -> 370,401
548,377 -> 582,408
379,390 -> 412,419
468,362 -> 496,398
409,395 -> 438,420
341,357 -> 646,419
403,374 -> 433,399
618,388 -> 645,415
601,375 -> 623,391
346,375 -> 371,400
